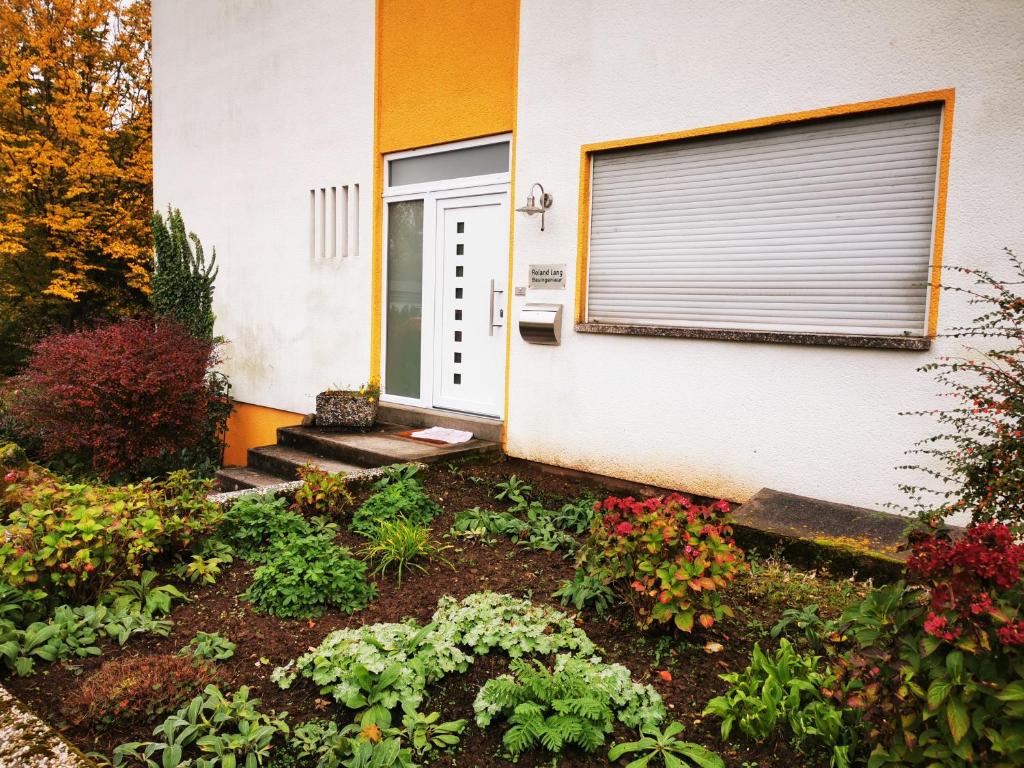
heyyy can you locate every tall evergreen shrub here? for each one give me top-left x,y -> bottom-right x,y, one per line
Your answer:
151,207 -> 218,342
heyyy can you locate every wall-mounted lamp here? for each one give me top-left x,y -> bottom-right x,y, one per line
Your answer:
516,182 -> 553,231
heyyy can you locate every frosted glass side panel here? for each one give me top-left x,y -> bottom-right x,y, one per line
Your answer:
389,142 -> 509,187
385,200 -> 424,398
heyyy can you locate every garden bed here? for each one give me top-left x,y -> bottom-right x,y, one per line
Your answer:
3,456 -> 870,767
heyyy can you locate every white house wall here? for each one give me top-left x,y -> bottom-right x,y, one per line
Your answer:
152,0 -> 375,414
506,0 -> 1024,511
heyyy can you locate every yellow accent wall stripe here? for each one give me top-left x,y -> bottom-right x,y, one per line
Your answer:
500,1 -> 521,450
575,89 -> 956,336
370,0 -> 520,396
223,402 -> 303,467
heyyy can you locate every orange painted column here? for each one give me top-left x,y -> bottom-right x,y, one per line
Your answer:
369,0 -> 520,385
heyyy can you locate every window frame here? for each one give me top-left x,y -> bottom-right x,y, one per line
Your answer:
574,90 -> 954,350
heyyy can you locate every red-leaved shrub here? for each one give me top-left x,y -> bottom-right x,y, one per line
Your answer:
62,654 -> 217,727
9,318 -> 214,478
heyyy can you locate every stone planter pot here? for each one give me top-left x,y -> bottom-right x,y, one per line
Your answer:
315,391 -> 378,429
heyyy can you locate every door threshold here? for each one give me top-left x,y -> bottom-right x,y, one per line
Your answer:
377,402 -> 504,443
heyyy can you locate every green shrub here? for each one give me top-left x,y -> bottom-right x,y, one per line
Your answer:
351,479 -> 441,537
363,517 -> 452,584
182,631 -> 236,662
243,534 -> 375,619
112,685 -> 288,768
703,639 -> 861,768
0,466 -> 219,604
218,493 -> 312,560
473,655 -> 665,756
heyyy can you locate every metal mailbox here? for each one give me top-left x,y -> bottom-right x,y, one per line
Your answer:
518,303 -> 562,345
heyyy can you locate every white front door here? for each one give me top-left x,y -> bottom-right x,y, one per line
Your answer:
432,193 -> 508,417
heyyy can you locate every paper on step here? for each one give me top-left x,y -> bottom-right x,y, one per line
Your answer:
409,426 -> 474,444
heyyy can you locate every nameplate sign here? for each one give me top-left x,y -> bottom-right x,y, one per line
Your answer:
528,264 -> 566,289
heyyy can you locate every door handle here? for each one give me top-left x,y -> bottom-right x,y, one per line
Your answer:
489,279 -> 505,336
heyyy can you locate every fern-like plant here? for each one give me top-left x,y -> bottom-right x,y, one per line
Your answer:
151,206 -> 218,341
474,655 -> 665,757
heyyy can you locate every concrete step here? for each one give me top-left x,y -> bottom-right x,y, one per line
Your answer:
277,425 -> 501,467
247,443 -> 367,479
376,402 -> 503,443
215,465 -> 290,492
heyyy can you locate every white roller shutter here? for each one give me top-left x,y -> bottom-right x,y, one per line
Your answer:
586,104 -> 943,336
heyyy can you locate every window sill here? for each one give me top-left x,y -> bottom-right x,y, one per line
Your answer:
574,322 -> 932,351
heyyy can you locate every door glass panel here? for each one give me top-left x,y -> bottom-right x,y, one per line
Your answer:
385,200 -> 424,398
389,142 -> 509,187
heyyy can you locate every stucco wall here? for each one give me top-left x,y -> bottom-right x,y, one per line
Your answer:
506,0 -> 1024,511
152,0 -> 375,415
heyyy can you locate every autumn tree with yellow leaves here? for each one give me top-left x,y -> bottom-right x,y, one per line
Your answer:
0,0 -> 151,372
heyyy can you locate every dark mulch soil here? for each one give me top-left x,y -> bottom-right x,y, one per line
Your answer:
5,456 -> 856,767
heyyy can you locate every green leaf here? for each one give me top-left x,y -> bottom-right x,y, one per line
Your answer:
946,696 -> 970,744
927,679 -> 952,710
674,743 -> 726,768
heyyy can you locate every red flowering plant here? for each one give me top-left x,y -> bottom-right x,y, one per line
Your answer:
577,493 -> 745,632
829,522 -> 1024,767
907,522 -> 1024,649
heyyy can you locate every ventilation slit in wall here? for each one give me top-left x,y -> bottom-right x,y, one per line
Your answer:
350,183 -> 359,258
309,189 -> 316,260
310,182 -> 360,260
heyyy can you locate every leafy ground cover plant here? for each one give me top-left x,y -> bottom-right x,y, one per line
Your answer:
8,318 -> 218,479
102,570 -> 188,618
362,516 -> 452,585
896,250 -> 1024,533
278,718 -> 419,768
351,478 -> 441,537
703,639 -> 860,768
273,592 -> 596,721
608,721 -> 725,768
112,685 -> 289,768
243,533 -> 376,619
273,620 -> 472,720
474,654 -> 665,757
182,631 -> 236,662
0,464 -> 220,604
292,464 -> 353,517
217,493 -> 312,560
450,506 -> 529,542
579,494 -> 746,632
62,654 -> 217,728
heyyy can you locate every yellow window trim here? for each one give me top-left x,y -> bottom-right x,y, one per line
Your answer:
575,89 -> 956,337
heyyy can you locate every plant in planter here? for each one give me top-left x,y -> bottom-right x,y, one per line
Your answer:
315,383 -> 380,429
